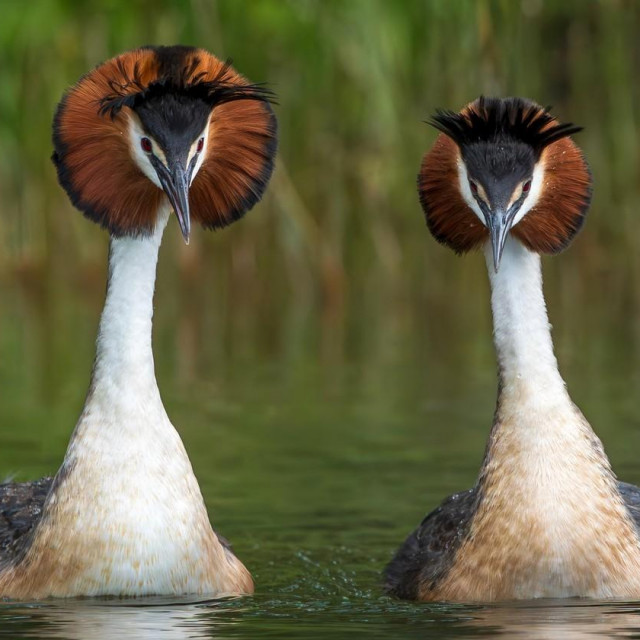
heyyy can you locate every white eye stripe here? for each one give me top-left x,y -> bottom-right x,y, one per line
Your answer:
508,184 -> 523,209
475,182 -> 489,206
458,159 -> 486,224
458,158 -> 545,229
128,117 -> 163,188
511,165 -> 544,226
128,115 -> 210,188
187,124 -> 210,184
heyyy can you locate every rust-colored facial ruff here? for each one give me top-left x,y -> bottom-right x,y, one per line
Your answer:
419,134 -> 486,254
513,137 -> 592,254
52,46 -> 277,236
418,97 -> 592,255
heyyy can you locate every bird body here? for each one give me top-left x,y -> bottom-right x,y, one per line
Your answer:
385,97 -> 640,602
0,45 -> 276,599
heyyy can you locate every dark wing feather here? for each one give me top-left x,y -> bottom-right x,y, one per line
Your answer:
384,487 -> 478,600
0,477 -> 52,563
619,481 -> 640,530
215,531 -> 234,553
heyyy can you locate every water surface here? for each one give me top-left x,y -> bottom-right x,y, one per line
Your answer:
2,245 -> 640,638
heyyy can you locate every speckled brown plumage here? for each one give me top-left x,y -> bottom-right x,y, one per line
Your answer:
0,476 -> 237,574
385,481 -> 640,601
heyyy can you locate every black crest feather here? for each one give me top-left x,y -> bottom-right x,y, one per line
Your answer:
98,56 -> 275,119
429,96 -> 582,156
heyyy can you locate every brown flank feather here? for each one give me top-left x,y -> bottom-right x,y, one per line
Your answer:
53,47 -> 276,235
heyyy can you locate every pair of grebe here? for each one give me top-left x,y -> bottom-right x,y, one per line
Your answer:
0,46 -> 638,602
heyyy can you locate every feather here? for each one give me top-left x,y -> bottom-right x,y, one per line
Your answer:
52,46 -> 277,236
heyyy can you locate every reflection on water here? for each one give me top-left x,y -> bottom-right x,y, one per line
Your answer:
0,598 -> 233,640
2,166 -> 640,636
454,601 -> 640,639
4,597 -> 640,639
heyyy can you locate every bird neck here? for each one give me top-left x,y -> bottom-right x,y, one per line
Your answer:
90,209 -> 169,398
0,209 -> 255,598
440,236 -> 640,602
485,236 -> 566,402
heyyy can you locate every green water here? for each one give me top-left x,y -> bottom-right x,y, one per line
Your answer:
2,225 -> 640,638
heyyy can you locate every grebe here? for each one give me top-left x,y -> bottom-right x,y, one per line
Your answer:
0,45 -> 276,599
385,96 -> 640,602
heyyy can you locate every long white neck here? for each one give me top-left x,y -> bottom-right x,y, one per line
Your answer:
89,210 -> 169,406
434,236 -> 640,602
0,208 -> 254,599
485,235 -> 568,405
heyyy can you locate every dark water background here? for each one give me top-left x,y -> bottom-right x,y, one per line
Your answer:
3,0 -> 640,637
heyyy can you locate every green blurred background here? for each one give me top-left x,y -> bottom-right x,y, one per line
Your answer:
3,0 -> 640,634
3,0 -> 640,289
2,0 -> 640,517
3,0 -> 640,534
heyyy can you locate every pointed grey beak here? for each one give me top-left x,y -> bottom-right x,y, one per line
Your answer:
484,207 -> 520,272
487,209 -> 510,272
166,162 -> 191,244
151,156 -> 192,244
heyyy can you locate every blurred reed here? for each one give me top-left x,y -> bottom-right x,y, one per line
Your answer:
1,0 -> 640,384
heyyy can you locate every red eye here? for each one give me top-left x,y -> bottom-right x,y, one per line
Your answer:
141,137 -> 152,153
197,137 -> 204,153
523,180 -> 531,193
469,181 -> 478,194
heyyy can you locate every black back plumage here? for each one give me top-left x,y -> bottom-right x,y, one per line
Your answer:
383,488 -> 478,599
0,478 -> 52,565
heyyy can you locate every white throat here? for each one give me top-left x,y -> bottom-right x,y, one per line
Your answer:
484,235 -> 567,403
90,209 -> 169,401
